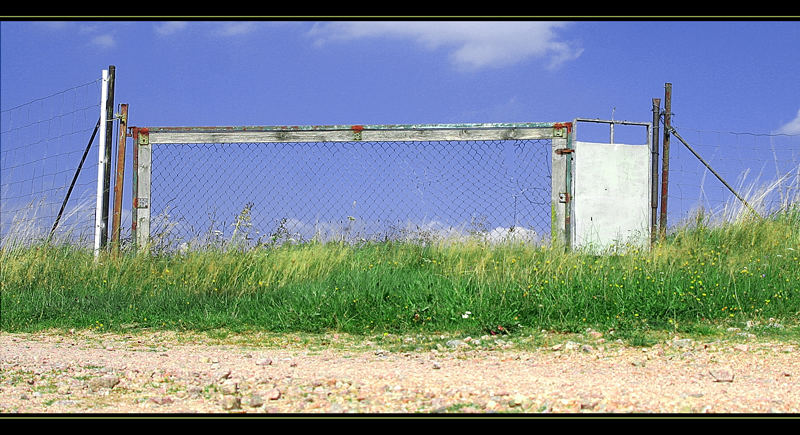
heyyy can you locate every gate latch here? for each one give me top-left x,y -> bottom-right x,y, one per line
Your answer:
558,192 -> 571,203
555,148 -> 574,155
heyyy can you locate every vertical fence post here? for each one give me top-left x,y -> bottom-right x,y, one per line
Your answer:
659,83 -> 672,240
131,127 -> 139,249
133,128 -> 151,252
551,123 -> 572,251
94,69 -> 109,258
111,103 -> 128,256
651,98 -> 661,247
101,65 -> 116,250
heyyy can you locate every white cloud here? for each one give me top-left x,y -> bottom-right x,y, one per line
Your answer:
307,21 -> 582,71
214,22 -> 259,37
89,34 -> 116,50
776,109 -> 800,135
154,21 -> 188,36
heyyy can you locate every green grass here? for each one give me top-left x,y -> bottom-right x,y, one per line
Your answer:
2,207 -> 799,339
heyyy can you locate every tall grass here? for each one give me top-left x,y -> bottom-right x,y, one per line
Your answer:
3,172 -> 799,337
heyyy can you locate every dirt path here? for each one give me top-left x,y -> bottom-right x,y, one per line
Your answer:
1,330 -> 798,414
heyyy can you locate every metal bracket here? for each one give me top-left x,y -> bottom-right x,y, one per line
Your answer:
555,148 -> 574,155
553,127 -> 566,138
138,132 -> 149,146
351,125 -> 364,141
558,192 -> 571,203
134,197 -> 149,209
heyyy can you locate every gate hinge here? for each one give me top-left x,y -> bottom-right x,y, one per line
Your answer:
558,192 -> 571,203
555,148 -> 574,155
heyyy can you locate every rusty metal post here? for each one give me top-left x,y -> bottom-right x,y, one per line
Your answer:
659,83 -> 672,240
131,127 -> 139,248
111,104 -> 128,256
651,98 -> 661,247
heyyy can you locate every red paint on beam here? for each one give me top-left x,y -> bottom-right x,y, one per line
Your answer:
553,122 -> 573,133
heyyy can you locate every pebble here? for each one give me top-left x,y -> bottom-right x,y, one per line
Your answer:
219,380 -> 239,395
87,375 -> 120,392
242,394 -> 264,408
222,396 -> 241,410
709,367 -> 735,382
266,388 -> 281,400
215,369 -> 232,381
671,338 -> 693,349
149,396 -> 173,405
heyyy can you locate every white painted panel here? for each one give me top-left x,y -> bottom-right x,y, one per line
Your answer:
574,141 -> 650,251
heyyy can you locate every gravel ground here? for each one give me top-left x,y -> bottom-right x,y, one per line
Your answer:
1,329 -> 799,415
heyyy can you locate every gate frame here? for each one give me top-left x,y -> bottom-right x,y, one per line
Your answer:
131,122 -> 574,251
570,118 -> 654,250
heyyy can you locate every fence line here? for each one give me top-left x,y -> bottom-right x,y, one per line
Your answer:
147,137 -> 555,252
1,78 -> 103,248
664,126 -> 800,228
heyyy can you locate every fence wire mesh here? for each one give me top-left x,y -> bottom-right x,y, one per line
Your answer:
149,138 -> 553,251
1,79 -> 103,248
665,128 -> 800,227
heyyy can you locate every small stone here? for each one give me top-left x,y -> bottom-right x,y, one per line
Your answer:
432,362 -> 441,370
266,388 -> 281,400
256,358 -> 273,366
734,344 -> 749,352
149,396 -> 174,405
57,385 -> 71,395
445,340 -> 466,348
672,338 -> 693,349
54,400 -> 77,406
509,394 -> 528,407
243,394 -> 265,408
581,344 -> 594,353
581,398 -> 601,410
215,368 -> 232,381
88,375 -> 120,392
222,396 -> 241,410
219,380 -> 239,395
564,341 -> 579,351
709,367 -> 735,382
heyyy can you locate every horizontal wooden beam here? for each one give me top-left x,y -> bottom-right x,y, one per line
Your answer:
144,122 -> 567,144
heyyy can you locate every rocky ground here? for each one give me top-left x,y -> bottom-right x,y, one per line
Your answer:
1,329 -> 799,415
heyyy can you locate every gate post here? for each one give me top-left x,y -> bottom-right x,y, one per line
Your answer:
551,122 -> 573,251
132,128 -> 151,252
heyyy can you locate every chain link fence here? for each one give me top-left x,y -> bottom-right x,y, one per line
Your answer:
147,137 -> 554,251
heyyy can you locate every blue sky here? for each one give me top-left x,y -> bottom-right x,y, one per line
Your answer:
2,19 -> 799,245
2,20 -> 798,132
